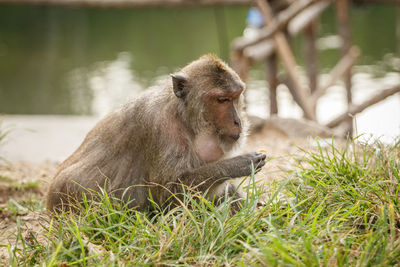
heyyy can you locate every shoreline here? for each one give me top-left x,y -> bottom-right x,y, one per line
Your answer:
0,115 -> 99,163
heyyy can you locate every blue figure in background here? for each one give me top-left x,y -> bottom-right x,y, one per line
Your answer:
244,7 -> 265,39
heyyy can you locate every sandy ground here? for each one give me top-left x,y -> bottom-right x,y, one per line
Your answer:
0,115 -> 99,162
0,115 -> 325,263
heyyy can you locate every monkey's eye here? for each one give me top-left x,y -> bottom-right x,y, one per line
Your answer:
217,97 -> 231,103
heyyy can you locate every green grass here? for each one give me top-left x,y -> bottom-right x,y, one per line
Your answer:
5,139 -> 400,266
7,180 -> 39,191
0,175 -> 14,182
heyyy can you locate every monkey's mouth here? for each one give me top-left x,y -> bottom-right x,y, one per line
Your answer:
221,133 -> 240,141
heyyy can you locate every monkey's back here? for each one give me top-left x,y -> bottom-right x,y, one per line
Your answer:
46,88 -> 176,211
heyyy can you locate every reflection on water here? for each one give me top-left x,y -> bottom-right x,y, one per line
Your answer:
316,35 -> 342,50
86,52 -> 141,116
0,4 -> 399,141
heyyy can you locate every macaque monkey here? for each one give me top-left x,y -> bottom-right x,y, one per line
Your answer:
47,54 -> 266,212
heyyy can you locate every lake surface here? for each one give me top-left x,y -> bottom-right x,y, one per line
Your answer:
0,3 -> 399,142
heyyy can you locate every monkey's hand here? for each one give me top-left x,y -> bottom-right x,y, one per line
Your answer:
179,152 -> 266,192
223,152 -> 266,178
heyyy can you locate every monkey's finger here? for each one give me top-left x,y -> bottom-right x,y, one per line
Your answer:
251,158 -> 266,166
255,152 -> 267,160
251,158 -> 266,173
253,153 -> 266,164
247,152 -> 265,158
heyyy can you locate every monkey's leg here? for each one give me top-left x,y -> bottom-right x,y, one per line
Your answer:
208,182 -> 245,212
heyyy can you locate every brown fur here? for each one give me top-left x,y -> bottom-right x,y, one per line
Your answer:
46,55 -> 266,212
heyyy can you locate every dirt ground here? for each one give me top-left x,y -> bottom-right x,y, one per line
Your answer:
0,161 -> 58,263
0,120 -> 328,263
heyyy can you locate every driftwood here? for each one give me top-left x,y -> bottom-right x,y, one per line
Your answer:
230,50 -> 251,82
287,0 -> 330,35
233,0 -> 321,52
326,85 -> 400,128
248,115 -> 336,138
256,0 -> 316,121
337,0 -> 352,103
336,0 -> 353,134
233,0 -> 397,133
304,19 -> 319,94
312,46 -> 360,102
266,53 -> 278,115
238,0 -> 331,64
241,39 -> 275,64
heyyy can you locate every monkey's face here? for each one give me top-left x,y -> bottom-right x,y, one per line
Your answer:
204,86 -> 244,143
170,55 -> 246,144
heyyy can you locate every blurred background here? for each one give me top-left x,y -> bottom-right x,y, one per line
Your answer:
0,1 -> 399,161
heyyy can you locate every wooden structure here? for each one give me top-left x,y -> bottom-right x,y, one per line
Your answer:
2,0 -> 399,136
231,0 -> 400,136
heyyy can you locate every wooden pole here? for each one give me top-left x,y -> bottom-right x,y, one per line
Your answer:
336,0 -> 353,135
288,0 -> 330,36
238,0 -> 331,64
304,19 -> 319,94
326,85 -> 400,128
266,53 -> 279,115
233,0 -> 322,52
312,46 -> 360,102
230,50 -> 251,82
256,0 -> 316,121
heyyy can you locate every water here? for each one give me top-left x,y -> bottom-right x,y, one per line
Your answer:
0,4 -> 399,141
0,6 -> 247,115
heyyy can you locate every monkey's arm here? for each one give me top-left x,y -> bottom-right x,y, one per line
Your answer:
178,152 -> 266,193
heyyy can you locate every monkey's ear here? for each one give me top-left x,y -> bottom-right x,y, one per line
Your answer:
170,73 -> 188,98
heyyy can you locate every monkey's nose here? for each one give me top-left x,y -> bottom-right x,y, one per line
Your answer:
228,133 -> 240,141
